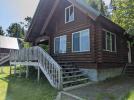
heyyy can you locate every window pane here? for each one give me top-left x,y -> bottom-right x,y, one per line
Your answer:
69,6 -> 74,22
73,33 -> 80,51
80,29 -> 90,51
112,34 -> 116,51
66,8 -> 69,22
55,37 -> 60,53
102,30 -> 106,50
60,35 -> 66,53
106,32 -> 111,51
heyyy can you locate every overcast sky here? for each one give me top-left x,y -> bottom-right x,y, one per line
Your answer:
0,0 -> 110,32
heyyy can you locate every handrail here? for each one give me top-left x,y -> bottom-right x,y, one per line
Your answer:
10,46 -> 63,90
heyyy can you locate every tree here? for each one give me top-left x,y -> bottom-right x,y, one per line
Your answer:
20,16 -> 32,29
6,23 -> 25,38
111,0 -> 134,35
85,0 -> 109,16
24,16 -> 32,28
0,26 -> 5,36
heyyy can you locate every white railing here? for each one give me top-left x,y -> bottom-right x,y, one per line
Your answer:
10,46 -> 63,90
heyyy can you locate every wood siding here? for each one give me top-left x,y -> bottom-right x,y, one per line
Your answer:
0,48 -> 9,59
33,0 -> 128,69
132,46 -> 134,63
47,0 -> 99,68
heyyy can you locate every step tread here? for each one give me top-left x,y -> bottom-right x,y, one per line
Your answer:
63,68 -> 78,70
63,78 -> 88,84
63,74 -> 85,79
63,70 -> 81,74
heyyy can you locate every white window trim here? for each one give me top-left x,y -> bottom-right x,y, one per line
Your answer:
65,5 -> 74,24
103,29 -> 117,52
54,35 -> 67,54
72,29 -> 90,52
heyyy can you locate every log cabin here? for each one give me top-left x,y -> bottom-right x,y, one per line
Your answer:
24,0 -> 129,82
8,0 -> 134,90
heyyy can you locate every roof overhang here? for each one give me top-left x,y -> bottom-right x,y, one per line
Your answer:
25,0 -> 126,42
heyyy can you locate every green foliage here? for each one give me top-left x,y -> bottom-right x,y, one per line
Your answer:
96,93 -> 116,100
0,67 -> 57,100
122,90 -> 134,100
24,16 -> 32,28
6,23 -> 25,38
6,16 -> 32,39
39,44 -> 49,52
85,0 -> 109,16
111,0 -> 134,35
0,26 -> 5,36
23,42 -> 31,48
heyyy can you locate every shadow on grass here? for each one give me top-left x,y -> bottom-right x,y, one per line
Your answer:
1,67 -> 58,100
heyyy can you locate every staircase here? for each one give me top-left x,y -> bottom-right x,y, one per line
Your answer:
59,62 -> 89,89
9,46 -> 89,90
123,63 -> 134,76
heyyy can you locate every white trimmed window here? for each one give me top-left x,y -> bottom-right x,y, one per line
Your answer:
65,5 -> 74,23
72,29 -> 90,52
103,30 -> 117,52
54,35 -> 67,53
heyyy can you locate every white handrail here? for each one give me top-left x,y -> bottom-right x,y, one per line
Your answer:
10,46 -> 63,90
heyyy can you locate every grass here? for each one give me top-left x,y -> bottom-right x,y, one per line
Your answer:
96,93 -> 116,100
0,67 -> 57,100
122,90 -> 134,100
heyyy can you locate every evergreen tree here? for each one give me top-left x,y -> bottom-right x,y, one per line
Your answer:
0,26 -> 5,36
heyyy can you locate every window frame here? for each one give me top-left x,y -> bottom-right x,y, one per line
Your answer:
65,5 -> 74,24
54,35 -> 67,54
103,29 -> 117,52
72,29 -> 90,52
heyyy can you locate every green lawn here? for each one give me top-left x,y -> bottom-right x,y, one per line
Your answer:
0,67 -> 57,100
123,90 -> 134,100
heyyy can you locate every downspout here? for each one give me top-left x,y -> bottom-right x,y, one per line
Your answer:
128,41 -> 132,63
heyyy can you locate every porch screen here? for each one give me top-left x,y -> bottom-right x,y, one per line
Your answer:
54,35 -> 66,53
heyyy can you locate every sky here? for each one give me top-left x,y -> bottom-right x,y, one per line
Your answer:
0,0 -> 39,32
0,0 -> 110,33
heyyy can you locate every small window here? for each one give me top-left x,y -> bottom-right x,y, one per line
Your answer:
103,30 -> 116,52
65,5 -> 74,23
54,35 -> 67,53
72,29 -> 90,52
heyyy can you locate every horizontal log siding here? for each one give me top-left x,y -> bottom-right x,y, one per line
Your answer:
132,47 -> 134,63
48,1 -> 98,68
98,24 -> 128,69
44,0 -> 128,69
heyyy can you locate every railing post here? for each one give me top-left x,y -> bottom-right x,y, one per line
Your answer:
14,65 -> 17,76
10,66 -> 12,75
19,65 -> 22,78
26,66 -> 29,79
37,65 -> 40,82
59,69 -> 63,90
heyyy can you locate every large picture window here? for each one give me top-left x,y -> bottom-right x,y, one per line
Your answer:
54,35 -> 67,53
103,30 -> 116,52
72,29 -> 90,52
65,5 -> 74,23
